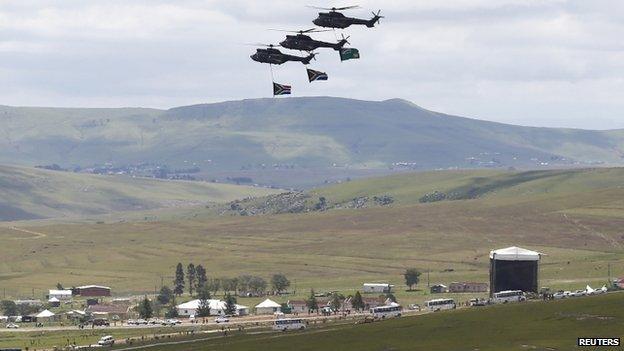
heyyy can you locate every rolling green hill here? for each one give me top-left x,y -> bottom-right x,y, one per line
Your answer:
2,168 -> 624,299
312,167 -> 624,207
3,98 -> 624,185
0,165 -> 277,221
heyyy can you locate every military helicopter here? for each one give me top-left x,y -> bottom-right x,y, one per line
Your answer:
271,28 -> 350,52
309,5 -> 383,29
250,44 -> 316,65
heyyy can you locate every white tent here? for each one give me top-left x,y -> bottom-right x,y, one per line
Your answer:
36,309 -> 56,322
176,299 -> 249,316
255,299 -> 281,315
489,246 -> 541,261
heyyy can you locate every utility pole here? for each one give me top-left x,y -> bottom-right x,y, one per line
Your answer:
427,269 -> 430,288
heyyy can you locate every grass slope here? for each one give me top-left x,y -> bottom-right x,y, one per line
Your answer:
0,165 -> 277,221
1,168 -> 624,302
3,97 -> 624,175
147,293 -> 624,351
312,167 -> 624,206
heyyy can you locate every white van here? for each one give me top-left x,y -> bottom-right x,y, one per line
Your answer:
98,335 -> 115,346
493,290 -> 526,304
273,318 -> 306,331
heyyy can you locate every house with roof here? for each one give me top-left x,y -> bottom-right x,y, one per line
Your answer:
448,282 -> 488,293
87,303 -> 132,320
255,299 -> 281,315
76,285 -> 111,297
362,283 -> 394,294
48,289 -> 72,300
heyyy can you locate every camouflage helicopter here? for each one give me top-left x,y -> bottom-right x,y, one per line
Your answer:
271,28 -> 350,52
250,44 -> 316,65
309,5 -> 383,29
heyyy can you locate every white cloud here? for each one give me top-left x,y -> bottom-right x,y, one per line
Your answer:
0,0 -> 623,129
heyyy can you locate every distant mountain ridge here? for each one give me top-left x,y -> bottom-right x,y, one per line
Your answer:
1,97 -> 623,175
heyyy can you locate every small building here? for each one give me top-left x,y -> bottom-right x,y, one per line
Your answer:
76,285 -> 111,297
362,283 -> 394,294
176,299 -> 249,317
48,289 -> 72,300
448,282 -> 488,293
48,297 -> 61,307
430,284 -> 448,294
287,300 -> 308,314
350,296 -> 388,310
14,299 -> 43,307
35,309 -> 56,322
255,298 -> 281,315
87,304 -> 132,320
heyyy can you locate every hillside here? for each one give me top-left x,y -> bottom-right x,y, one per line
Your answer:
218,167 -> 624,215
3,98 -> 624,188
2,167 -> 624,299
0,165 -> 277,221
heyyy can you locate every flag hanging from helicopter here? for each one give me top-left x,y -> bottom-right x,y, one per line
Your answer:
339,48 -> 360,61
273,82 -> 292,96
306,68 -> 328,82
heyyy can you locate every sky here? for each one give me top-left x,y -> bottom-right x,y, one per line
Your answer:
1,0 -> 623,129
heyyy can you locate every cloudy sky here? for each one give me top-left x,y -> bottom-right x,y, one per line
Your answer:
1,0 -> 623,129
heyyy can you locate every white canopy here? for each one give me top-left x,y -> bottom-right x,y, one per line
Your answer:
490,246 -> 541,261
48,297 -> 60,302
177,299 -> 248,311
255,298 -> 281,309
36,309 -> 55,318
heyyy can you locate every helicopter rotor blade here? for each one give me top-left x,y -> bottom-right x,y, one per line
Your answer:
306,5 -> 360,11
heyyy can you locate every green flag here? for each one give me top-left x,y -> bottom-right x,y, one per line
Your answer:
339,48 -> 360,61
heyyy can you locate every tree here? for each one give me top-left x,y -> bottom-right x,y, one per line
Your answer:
56,282 -> 64,290
174,263 -> 185,296
385,293 -> 397,303
351,291 -> 365,311
222,277 -> 239,296
224,293 -> 237,315
271,274 -> 291,294
187,263 -> 196,296
404,268 -> 422,291
157,286 -> 173,305
248,276 -> 267,295
238,275 -> 253,294
164,296 -> 178,318
207,278 -> 221,296
329,293 -> 342,312
196,286 -> 212,317
138,297 -> 153,319
195,265 -> 207,291
1,300 -> 17,316
306,290 -> 319,313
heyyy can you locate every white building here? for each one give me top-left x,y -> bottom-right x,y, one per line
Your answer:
176,299 -> 249,317
254,299 -> 281,315
362,283 -> 394,294
48,289 -> 73,300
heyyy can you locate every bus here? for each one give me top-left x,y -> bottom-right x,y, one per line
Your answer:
273,318 -> 306,331
493,290 -> 526,304
370,305 -> 402,319
424,298 -> 456,312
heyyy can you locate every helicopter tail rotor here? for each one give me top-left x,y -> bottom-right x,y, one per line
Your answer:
367,10 -> 384,27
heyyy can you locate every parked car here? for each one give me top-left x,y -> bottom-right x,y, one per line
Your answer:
469,298 -> 488,307
92,318 -> 110,326
6,323 -> 19,329
126,319 -> 137,325
553,291 -> 570,299
136,319 -> 148,325
97,335 -> 115,346
215,316 -> 230,324
571,290 -> 586,297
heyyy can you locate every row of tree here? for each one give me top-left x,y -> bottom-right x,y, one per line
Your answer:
173,263 -> 291,297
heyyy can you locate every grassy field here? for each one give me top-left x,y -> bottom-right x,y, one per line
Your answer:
0,165 -> 278,221
1,168 -> 624,304
141,293 -> 624,351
